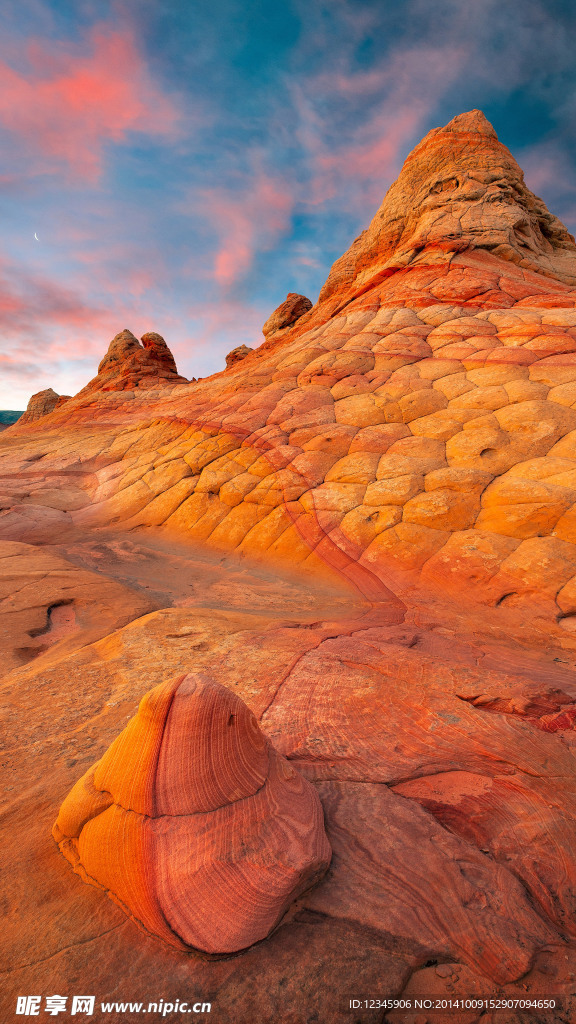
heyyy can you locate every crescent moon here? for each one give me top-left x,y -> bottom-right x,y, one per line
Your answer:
34,233 -> 39,241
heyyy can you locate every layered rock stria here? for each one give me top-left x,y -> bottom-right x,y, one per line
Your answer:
53,673 -> 331,954
4,110 -> 576,1022
312,109 -> 576,317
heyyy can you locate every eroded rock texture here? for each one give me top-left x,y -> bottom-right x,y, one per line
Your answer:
53,673 -> 331,954
5,112 -> 576,619
79,328 -> 185,394
3,110 -> 576,1022
225,344 -> 253,368
18,387 -> 69,424
262,292 -> 313,339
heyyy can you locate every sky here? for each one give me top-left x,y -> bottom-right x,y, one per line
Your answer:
1,0 -> 576,409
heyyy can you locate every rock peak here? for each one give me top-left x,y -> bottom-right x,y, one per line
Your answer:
262,293 -> 313,340
80,329 -> 184,395
225,344 -> 253,369
442,109 -> 498,137
18,387 -> 70,425
317,109 -> 576,314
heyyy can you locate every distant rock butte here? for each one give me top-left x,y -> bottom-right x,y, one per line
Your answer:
53,673 -> 331,954
18,388 -> 70,424
225,344 -> 254,368
14,331 -> 183,424
80,329 -> 185,395
262,293 -> 313,339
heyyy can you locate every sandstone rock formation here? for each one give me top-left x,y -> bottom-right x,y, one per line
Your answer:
225,343 -> 253,368
79,328 -> 185,394
53,673 -> 331,954
18,387 -> 69,424
0,539 -> 156,675
262,292 -> 313,339
4,110 -> 576,1022
140,331 -> 180,374
5,110 -> 576,617
316,108 -> 576,319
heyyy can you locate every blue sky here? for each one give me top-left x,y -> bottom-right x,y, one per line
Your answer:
1,0 -> 575,407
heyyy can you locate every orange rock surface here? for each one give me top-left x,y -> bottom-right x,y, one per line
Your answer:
53,673 -> 330,954
262,292 -> 313,340
78,327 -> 186,395
225,344 -> 253,368
18,387 -> 70,424
4,111 -> 576,615
3,110 -> 576,1022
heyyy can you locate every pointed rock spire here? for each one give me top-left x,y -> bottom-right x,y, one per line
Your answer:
141,331 -> 179,374
97,329 -> 142,375
317,109 -> 576,313
438,109 -> 498,137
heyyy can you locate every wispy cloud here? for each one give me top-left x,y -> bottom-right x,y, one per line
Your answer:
172,289 -> 268,380
520,144 -> 574,196
290,43 -> 469,214
194,165 -> 294,287
2,0 -> 576,409
0,24 -> 182,182
0,254 -> 113,340
0,244 -> 167,405
178,39 -> 468,292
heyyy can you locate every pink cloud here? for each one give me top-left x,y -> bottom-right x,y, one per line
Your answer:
292,43 -> 469,211
295,254 -> 322,269
311,108 -> 424,203
0,25 -> 182,182
73,245 -> 164,300
520,144 -> 573,194
186,47 -> 455,291
0,255 -> 113,340
184,295 -> 267,361
198,168 -> 294,287
0,234 -> 265,406
0,244 -> 168,404
168,41 -> 470,295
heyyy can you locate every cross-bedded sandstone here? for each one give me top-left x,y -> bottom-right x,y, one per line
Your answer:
53,673 -> 331,954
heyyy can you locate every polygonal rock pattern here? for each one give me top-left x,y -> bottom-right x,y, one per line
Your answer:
4,106 -> 576,1022
52,673 -> 331,954
6,110 -> 576,620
